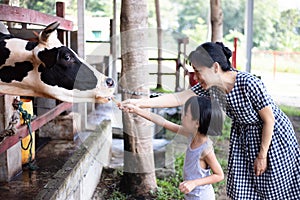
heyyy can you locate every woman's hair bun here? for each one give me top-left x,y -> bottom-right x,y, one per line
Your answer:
216,42 -> 232,59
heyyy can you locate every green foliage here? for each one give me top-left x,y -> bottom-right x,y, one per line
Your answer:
222,117 -> 231,139
182,17 -> 208,44
279,105 -> 300,116
252,0 -> 280,49
156,154 -> 185,200
222,0 -> 246,36
175,0 -> 209,33
85,0 -> 112,17
107,191 -> 130,200
10,0 -> 300,51
275,9 -> 300,51
16,0 -> 112,18
212,158 -> 227,193
214,116 -> 231,142
150,87 -> 173,93
19,0 -> 56,15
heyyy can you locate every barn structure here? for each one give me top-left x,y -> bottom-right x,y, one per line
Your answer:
0,1 -> 193,199
0,2 -> 114,199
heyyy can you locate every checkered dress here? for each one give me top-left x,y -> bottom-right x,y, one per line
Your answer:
191,71 -> 300,199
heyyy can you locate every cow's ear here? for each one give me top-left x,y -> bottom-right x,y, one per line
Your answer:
38,48 -> 58,68
40,21 -> 60,43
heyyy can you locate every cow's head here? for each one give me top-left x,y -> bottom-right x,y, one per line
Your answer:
0,21 -> 115,103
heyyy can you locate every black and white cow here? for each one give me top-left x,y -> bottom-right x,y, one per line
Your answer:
0,21 -> 115,103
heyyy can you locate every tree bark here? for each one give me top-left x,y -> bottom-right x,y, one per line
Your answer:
120,0 -> 157,197
210,0 -> 223,42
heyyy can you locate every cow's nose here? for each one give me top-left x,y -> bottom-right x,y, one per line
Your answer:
105,78 -> 115,88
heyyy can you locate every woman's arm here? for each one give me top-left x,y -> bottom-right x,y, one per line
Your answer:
120,89 -> 196,108
178,151 -> 224,194
122,104 -> 190,137
254,105 -> 275,176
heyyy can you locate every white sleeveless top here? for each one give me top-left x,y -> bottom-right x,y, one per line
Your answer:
183,137 -> 215,200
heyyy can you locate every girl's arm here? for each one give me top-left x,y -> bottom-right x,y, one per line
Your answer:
122,104 -> 190,137
254,105 -> 275,176
120,89 -> 196,108
179,150 -> 224,194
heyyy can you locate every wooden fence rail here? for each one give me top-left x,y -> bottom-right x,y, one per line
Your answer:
0,102 -> 72,155
0,4 -> 73,30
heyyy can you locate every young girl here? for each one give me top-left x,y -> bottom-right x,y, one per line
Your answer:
120,96 -> 224,199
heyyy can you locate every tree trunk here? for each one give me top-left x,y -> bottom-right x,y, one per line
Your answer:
155,0 -> 163,89
210,0 -> 223,42
120,0 -> 157,197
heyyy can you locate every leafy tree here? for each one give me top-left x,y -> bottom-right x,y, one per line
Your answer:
252,0 -> 280,49
16,0 -> 112,18
176,0 -> 209,32
85,0 -> 112,17
19,0 -> 56,15
182,17 -> 208,43
274,9 -> 300,51
222,0 -> 245,36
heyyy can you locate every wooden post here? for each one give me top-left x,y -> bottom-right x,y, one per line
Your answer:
0,95 -> 22,182
56,2 -> 65,44
37,1 -> 70,136
232,37 -> 238,69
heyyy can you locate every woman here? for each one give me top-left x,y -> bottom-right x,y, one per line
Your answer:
120,42 -> 300,199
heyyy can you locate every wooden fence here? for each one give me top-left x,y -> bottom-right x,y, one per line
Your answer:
0,2 -> 74,180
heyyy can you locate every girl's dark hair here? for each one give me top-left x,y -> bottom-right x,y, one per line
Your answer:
188,42 -> 233,71
184,96 -> 223,135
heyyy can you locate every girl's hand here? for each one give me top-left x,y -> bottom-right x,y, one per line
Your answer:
119,103 -> 138,113
119,99 -> 142,109
179,180 -> 197,194
254,156 -> 267,176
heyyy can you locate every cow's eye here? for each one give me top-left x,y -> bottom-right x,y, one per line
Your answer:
63,54 -> 71,61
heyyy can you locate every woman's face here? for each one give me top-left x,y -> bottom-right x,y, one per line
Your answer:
192,64 -> 217,90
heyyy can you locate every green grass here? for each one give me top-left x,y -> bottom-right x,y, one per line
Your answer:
216,117 -> 232,141
279,105 -> 300,116
150,87 -> 173,93
156,155 -> 185,200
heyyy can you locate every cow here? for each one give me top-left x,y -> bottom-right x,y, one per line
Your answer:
0,21 -> 115,103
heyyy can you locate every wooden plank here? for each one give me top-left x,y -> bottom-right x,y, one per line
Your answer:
0,4 -> 73,31
0,102 -> 72,155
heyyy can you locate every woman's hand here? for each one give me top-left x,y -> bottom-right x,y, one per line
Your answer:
254,156 -> 267,176
254,106 -> 274,176
118,102 -> 138,113
179,180 -> 197,194
118,99 -> 143,110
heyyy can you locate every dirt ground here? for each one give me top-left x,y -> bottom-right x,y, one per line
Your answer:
92,115 -> 300,200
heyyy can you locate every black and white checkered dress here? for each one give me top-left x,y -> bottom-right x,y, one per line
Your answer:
191,71 -> 300,199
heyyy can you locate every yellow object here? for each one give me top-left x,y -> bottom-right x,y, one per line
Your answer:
20,99 -> 35,164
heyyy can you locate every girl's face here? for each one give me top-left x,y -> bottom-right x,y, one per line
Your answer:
192,63 -> 219,90
181,104 -> 198,134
